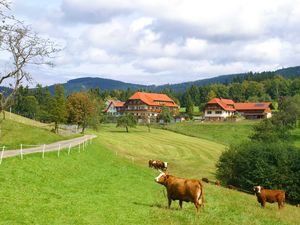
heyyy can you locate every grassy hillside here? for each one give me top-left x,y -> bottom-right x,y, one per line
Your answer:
0,114 -> 80,149
163,120 -> 258,146
6,111 -> 52,129
0,131 -> 299,225
98,125 -> 225,179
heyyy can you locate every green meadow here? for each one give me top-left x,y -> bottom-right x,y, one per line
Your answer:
162,120 -> 258,145
0,122 -> 300,224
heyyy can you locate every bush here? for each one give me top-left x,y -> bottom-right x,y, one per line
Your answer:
216,141 -> 300,204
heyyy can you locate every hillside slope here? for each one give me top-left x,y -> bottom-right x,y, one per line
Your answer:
0,130 -> 299,224
0,113 -> 79,149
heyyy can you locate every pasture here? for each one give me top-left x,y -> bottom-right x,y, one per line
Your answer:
0,128 -> 299,224
97,124 -> 225,179
163,120 -> 258,145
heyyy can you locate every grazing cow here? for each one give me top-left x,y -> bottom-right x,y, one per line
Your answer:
201,177 -> 209,183
253,186 -> 285,209
148,160 -> 168,171
155,171 -> 204,211
215,180 -> 221,186
228,185 -> 237,190
296,204 -> 300,207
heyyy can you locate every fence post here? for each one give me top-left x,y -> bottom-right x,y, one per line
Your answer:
68,144 -> 71,155
78,143 -> 81,153
83,140 -> 85,151
58,144 -> 61,157
0,146 -> 5,165
20,144 -> 23,160
42,144 -> 46,159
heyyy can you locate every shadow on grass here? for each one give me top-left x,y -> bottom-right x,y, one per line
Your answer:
132,201 -> 181,211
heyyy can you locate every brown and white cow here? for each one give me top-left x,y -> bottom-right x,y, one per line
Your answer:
148,160 -> 168,171
227,184 -> 237,190
253,186 -> 285,209
155,171 -> 204,211
201,177 -> 209,183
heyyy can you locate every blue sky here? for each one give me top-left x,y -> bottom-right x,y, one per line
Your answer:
6,0 -> 300,86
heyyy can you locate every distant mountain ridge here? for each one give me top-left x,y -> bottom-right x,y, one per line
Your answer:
48,65 -> 300,94
2,65 -> 300,95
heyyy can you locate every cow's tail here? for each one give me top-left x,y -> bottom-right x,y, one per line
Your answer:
198,181 -> 204,208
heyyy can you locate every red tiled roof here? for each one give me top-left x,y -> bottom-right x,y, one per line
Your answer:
128,92 -> 178,107
113,101 -> 125,107
104,100 -> 125,112
206,98 -> 272,112
207,98 -> 236,111
234,102 -> 272,111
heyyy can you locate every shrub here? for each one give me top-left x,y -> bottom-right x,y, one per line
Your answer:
216,141 -> 300,204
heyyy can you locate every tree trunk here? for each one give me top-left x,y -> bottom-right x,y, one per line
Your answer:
55,122 -> 59,134
126,126 -> 128,132
82,125 -> 85,134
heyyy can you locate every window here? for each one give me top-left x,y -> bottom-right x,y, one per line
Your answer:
207,111 -> 212,114
216,111 -> 222,114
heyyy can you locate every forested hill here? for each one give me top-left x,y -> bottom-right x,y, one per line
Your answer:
48,77 -> 152,95
158,65 -> 300,91
30,65 -> 300,94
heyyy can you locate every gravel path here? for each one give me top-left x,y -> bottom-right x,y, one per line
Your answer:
1,134 -> 97,158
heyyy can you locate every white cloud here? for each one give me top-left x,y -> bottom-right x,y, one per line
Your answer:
5,0 -> 300,85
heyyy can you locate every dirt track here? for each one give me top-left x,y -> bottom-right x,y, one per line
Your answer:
1,135 -> 97,158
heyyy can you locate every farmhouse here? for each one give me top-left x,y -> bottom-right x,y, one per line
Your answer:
104,100 -> 125,116
122,92 -> 179,120
204,98 -> 272,121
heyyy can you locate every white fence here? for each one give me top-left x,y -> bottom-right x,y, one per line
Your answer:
0,137 -> 93,165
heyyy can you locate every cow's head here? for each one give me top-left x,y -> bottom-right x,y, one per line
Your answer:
253,186 -> 263,194
155,170 -> 169,185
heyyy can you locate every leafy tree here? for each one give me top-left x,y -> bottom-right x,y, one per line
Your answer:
19,96 -> 39,119
116,113 -> 137,132
159,106 -> 173,125
49,85 -> 67,133
67,92 -> 96,134
0,9 -> 58,118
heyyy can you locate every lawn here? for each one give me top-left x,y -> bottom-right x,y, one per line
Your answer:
0,118 -> 81,150
0,131 -> 299,225
162,120 -> 259,146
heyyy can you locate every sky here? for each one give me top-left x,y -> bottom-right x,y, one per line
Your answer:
4,0 -> 300,86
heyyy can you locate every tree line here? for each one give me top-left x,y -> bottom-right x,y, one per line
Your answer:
11,85 -> 103,134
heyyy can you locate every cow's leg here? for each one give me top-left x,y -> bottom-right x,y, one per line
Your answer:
168,197 -> 172,209
179,200 -> 183,209
194,200 -> 199,212
261,201 -> 265,208
278,201 -> 284,209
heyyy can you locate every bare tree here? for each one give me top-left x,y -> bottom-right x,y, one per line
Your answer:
0,3 -> 59,120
